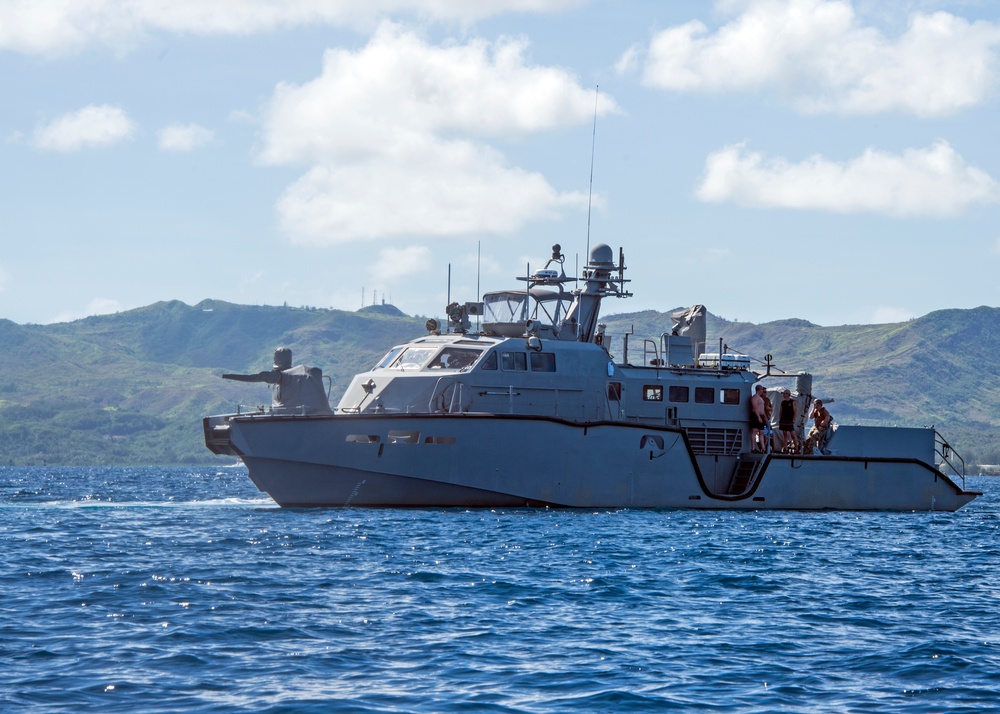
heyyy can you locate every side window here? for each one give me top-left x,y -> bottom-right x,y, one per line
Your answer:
529,352 -> 556,372
721,388 -> 740,405
501,352 -> 527,371
668,386 -> 689,403
695,387 -> 714,404
643,385 -> 663,402
479,351 -> 498,370
608,382 -> 622,401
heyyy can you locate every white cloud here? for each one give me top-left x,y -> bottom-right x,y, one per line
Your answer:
696,141 -> 1000,217
51,298 -> 124,324
868,306 -> 915,324
157,123 -> 215,152
0,0 -> 584,55
259,24 -> 616,165
371,246 -> 433,283
626,0 -> 1000,116
615,44 -> 640,75
32,104 -> 137,152
263,24 -> 611,243
276,138 -> 583,243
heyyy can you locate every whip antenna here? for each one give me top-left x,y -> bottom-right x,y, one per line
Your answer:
476,240 -> 481,332
585,85 -> 599,261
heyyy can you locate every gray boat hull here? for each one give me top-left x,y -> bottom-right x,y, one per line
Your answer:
209,413 -> 978,511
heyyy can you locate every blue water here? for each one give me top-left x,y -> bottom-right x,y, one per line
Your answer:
1,467 -> 999,712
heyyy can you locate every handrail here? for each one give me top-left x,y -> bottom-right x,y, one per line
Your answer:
934,430 -> 967,490
746,454 -> 767,491
429,376 -> 463,413
641,338 -> 660,366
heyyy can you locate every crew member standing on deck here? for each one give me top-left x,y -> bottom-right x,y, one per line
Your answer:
778,390 -> 799,453
761,387 -> 774,451
750,385 -> 768,453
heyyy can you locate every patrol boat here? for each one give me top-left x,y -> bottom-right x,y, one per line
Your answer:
203,244 -> 980,511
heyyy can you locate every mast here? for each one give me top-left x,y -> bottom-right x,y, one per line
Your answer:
561,243 -> 631,343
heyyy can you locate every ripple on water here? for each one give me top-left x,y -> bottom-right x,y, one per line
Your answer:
2,468 -> 1000,712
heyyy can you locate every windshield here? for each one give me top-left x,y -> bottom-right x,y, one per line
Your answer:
388,347 -> 438,370
427,347 -> 482,370
375,346 -> 405,369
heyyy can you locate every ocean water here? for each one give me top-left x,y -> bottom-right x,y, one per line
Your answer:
1,466 -> 999,713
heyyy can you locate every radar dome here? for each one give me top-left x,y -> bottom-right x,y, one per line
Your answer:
589,244 -> 614,267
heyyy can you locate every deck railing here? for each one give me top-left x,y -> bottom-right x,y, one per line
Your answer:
934,431 -> 967,490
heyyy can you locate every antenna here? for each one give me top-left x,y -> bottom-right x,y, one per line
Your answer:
476,241 -> 481,332
585,85 -> 599,261
525,262 -> 530,323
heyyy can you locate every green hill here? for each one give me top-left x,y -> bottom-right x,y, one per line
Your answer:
0,301 -> 997,466
601,306 -> 1000,464
0,301 -> 426,465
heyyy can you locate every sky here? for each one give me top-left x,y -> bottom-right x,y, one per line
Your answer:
2,0 -> 999,327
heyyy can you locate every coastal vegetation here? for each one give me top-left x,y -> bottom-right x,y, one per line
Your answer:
1,300 -> 997,468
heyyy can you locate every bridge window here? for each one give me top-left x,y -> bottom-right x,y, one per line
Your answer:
721,388 -> 741,405
695,387 -> 715,404
608,382 -> 622,401
669,386 -> 689,403
501,352 -> 527,371
388,347 -> 437,370
428,347 -> 482,370
529,352 -> 556,372
375,347 -> 405,369
479,352 -> 498,370
643,385 -> 663,401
